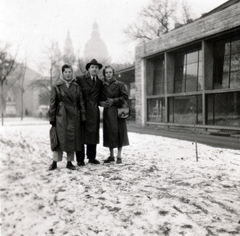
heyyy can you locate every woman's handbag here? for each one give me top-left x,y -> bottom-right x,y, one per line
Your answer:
117,100 -> 130,119
49,126 -> 58,151
117,107 -> 130,119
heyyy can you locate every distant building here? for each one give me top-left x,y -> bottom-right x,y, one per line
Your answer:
134,0 -> 240,133
84,22 -> 111,64
63,31 -> 75,65
3,64 -> 49,117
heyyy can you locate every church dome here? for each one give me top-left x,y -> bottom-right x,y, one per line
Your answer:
84,22 -> 110,63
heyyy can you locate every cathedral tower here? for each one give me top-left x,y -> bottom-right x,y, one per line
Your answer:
63,30 -> 75,65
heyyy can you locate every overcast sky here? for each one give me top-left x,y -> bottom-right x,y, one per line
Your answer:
0,0 -> 227,72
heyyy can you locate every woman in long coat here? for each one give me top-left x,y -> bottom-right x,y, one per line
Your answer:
48,64 -> 86,170
100,65 -> 129,164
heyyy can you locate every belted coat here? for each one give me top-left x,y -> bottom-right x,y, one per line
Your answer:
49,80 -> 86,152
101,78 -> 129,148
76,72 -> 103,144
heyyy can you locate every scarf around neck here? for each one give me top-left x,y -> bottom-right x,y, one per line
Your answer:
60,73 -> 75,88
103,77 -> 116,85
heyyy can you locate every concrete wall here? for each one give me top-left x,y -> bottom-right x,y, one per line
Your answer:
135,1 -> 240,125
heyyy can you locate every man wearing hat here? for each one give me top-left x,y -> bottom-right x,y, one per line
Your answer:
76,59 -> 103,165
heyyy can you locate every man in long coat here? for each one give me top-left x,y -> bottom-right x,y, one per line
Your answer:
76,59 -> 103,165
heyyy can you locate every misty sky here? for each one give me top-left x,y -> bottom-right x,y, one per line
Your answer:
0,0 -> 227,72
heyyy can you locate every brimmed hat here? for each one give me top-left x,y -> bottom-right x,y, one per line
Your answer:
86,59 -> 103,70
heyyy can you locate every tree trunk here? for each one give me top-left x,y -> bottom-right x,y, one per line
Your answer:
21,90 -> 23,121
1,81 -> 4,126
50,67 -> 53,91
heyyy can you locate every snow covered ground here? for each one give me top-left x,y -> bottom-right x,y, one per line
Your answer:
0,118 -> 240,236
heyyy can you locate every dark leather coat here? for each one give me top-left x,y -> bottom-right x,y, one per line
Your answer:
49,80 -> 86,152
101,78 -> 129,148
76,72 -> 102,144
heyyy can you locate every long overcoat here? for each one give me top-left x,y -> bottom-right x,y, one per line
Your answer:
101,78 -> 129,148
76,72 -> 102,144
49,80 -> 86,152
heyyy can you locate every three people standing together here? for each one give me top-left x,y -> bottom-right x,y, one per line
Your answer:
48,59 -> 129,170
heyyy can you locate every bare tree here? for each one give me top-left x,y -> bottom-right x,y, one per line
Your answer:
125,0 -> 193,41
76,57 -> 86,75
181,0 -> 194,24
17,62 -> 27,120
42,41 -> 62,90
0,43 -> 17,125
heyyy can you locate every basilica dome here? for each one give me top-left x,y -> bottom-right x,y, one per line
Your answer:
84,22 -> 111,64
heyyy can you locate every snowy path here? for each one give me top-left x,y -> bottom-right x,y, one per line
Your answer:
0,124 -> 240,236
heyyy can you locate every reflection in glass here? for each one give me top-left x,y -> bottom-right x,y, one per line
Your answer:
146,56 -> 165,95
174,66 -> 184,93
198,61 -> 203,77
198,77 -> 203,90
168,95 -> 202,124
186,63 -> 198,77
187,51 -> 198,64
207,92 -> 240,126
174,47 -> 202,93
230,71 -> 240,89
186,63 -> 198,92
231,36 -> 240,54
147,98 -> 165,122
128,99 -> 136,120
231,53 -> 240,71
213,37 -> 240,89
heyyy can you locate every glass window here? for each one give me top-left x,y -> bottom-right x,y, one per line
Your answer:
147,98 -> 165,122
230,72 -> 240,89
231,36 -> 240,54
213,36 -> 240,89
128,99 -> 136,120
207,92 -> 240,126
146,56 -> 165,95
187,50 -> 198,64
173,47 -> 202,93
168,95 -> 202,124
231,53 -> 240,72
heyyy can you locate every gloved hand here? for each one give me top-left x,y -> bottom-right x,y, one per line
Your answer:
99,101 -> 108,108
50,121 -> 56,126
106,98 -> 114,107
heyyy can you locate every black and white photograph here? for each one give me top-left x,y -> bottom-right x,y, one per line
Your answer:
0,0 -> 240,235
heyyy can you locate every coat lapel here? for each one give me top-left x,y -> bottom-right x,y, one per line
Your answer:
108,80 -> 119,97
68,82 -> 78,101
59,81 -> 75,102
86,76 -> 94,87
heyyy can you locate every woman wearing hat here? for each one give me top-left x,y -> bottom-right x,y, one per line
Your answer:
48,64 -> 86,170
100,65 -> 129,164
75,59 -> 103,165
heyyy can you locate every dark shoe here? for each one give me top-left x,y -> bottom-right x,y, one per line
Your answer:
77,161 -> 85,166
103,156 -> 115,163
49,162 -> 57,171
66,162 -> 76,170
116,158 -> 122,164
88,159 -> 100,164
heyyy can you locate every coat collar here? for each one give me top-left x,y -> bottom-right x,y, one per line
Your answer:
103,77 -> 118,89
85,72 -> 100,87
56,79 -> 77,86
56,79 -> 77,102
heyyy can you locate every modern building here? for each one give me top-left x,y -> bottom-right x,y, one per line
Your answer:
134,0 -> 240,132
3,64 -> 47,117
